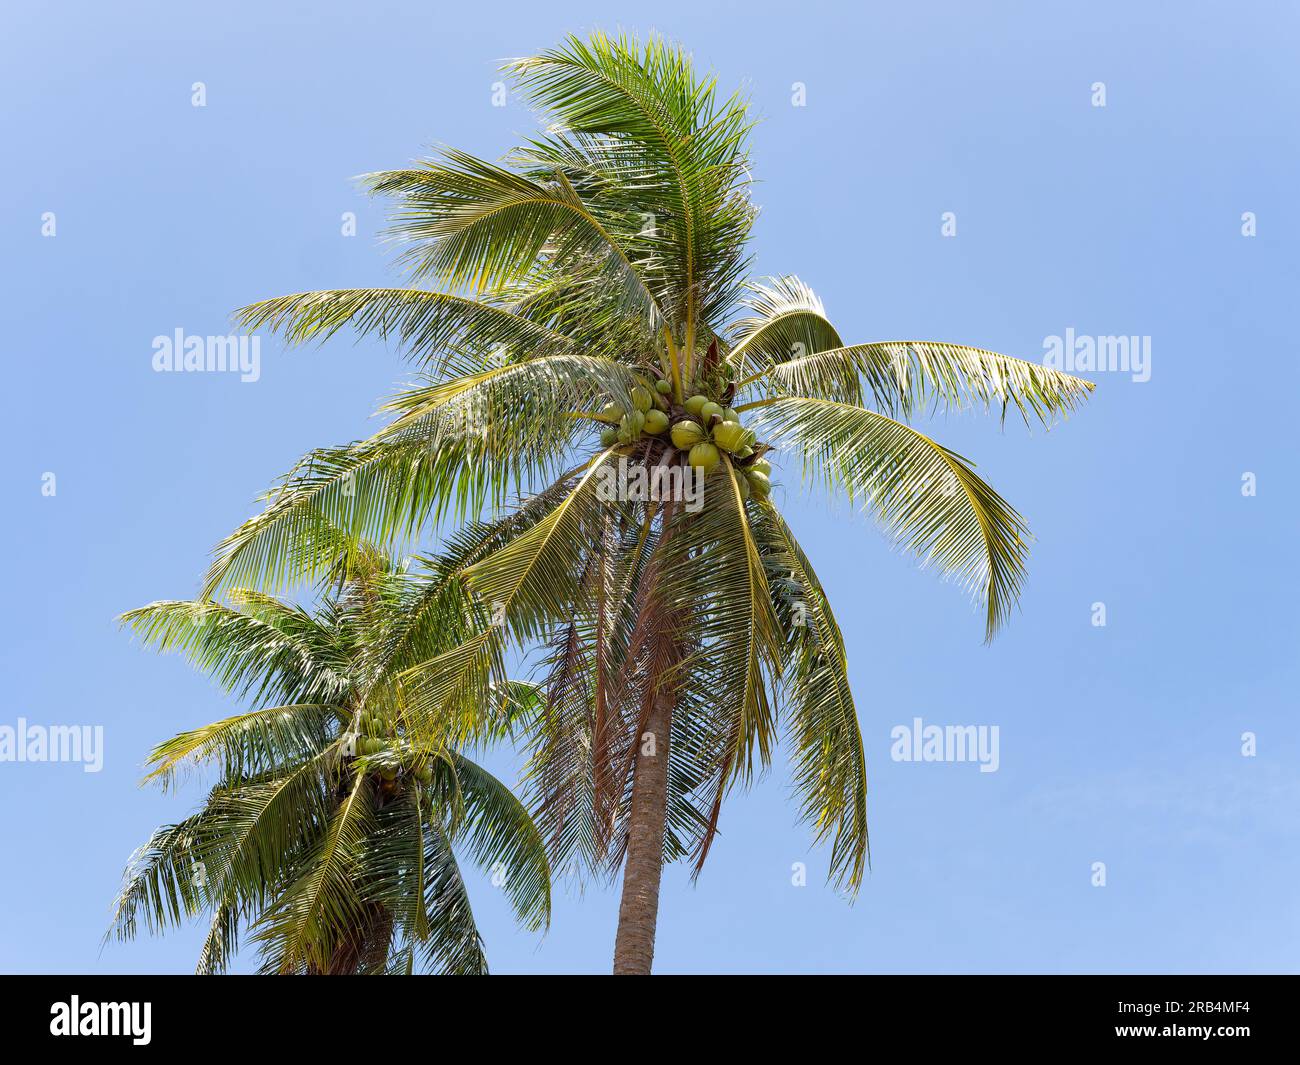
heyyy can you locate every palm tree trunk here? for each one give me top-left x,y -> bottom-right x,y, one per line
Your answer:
612,684 -> 672,974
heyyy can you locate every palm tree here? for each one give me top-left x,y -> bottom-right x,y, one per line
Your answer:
111,545 -> 550,974
200,32 -> 1093,973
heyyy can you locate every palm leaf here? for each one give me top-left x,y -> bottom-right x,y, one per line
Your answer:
751,396 -> 1029,641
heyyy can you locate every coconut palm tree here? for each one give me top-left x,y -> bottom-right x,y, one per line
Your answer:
111,544 -> 550,974
199,32 -> 1093,973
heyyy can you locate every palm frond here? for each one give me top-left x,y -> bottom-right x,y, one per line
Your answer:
437,753 -> 551,932
362,150 -> 666,329
119,599 -> 351,706
751,396 -> 1029,641
728,276 -> 844,380
234,287 -> 577,376
763,340 -> 1094,427
753,504 -> 868,891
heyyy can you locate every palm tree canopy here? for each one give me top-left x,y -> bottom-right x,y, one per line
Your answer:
197,31 -> 1092,895
111,547 -> 550,974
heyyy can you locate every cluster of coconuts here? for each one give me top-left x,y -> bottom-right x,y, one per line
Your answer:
596,374 -> 772,500
350,711 -> 433,786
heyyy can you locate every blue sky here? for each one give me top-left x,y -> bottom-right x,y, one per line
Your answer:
2,0 -> 1297,974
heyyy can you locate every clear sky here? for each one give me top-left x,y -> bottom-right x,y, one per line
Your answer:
2,0 -> 1297,974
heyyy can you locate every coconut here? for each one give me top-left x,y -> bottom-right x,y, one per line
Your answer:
670,420 -> 706,449
735,470 -> 751,500
620,411 -> 646,439
688,442 -> 720,471
655,379 -> 672,395
684,394 -> 709,417
700,401 -> 723,423
746,470 -> 771,498
723,407 -> 740,423
416,765 -> 433,785
600,426 -> 618,447
751,458 -> 772,477
643,409 -> 670,435
630,386 -> 653,413
599,402 -> 623,424
712,421 -> 746,453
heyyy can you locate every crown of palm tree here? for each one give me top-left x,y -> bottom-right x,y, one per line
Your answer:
111,546 -> 550,974
187,31 -> 1091,971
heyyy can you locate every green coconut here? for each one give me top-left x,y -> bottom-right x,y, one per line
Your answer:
599,402 -> 623,424
620,411 -> 646,439
688,442 -> 720,471
712,421 -> 746,453
416,765 -> 433,786
751,457 -> 772,476
684,394 -> 709,417
701,401 -> 724,424
670,419 -> 706,449
630,385 -> 653,413
600,426 -> 618,447
643,409 -> 670,435
723,407 -> 740,423
655,378 -> 673,395
747,470 -> 771,498
735,470 -> 751,500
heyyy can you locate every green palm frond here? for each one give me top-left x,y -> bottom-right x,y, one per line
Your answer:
362,787 -> 431,952
250,770 -> 377,973
120,599 -> 351,706
398,628 -> 507,747
438,753 -> 551,932
751,396 -> 1029,641
459,451 -> 611,639
507,31 -> 757,334
418,818 -> 489,975
362,149 -> 666,329
759,340 -> 1095,426
753,504 -> 868,891
235,287 -> 577,375
201,356 -> 637,597
142,702 -> 343,791
107,817 -> 209,944
660,467 -> 783,873
728,276 -> 845,379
